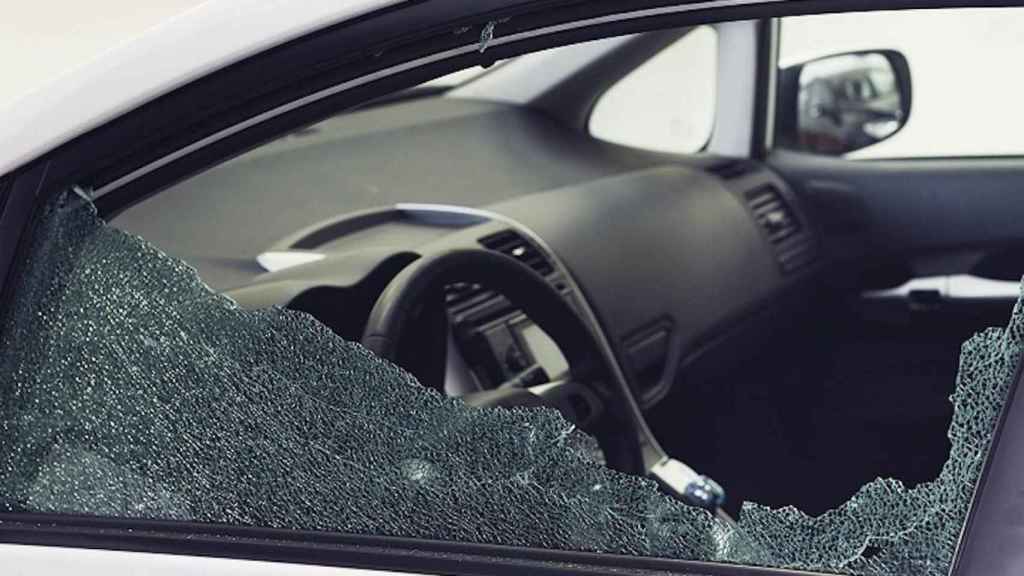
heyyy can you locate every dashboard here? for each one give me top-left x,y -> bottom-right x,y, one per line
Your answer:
221,159 -> 820,412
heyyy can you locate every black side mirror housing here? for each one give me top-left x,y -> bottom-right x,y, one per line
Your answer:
776,50 -> 912,156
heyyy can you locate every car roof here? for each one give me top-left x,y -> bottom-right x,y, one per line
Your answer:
0,0 -> 402,177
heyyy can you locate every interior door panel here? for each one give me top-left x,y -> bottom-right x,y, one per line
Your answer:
768,149 -> 1024,347
667,148 -> 1024,514
769,150 -> 1024,260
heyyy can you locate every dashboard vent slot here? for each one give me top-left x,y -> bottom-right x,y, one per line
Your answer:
445,230 -> 553,317
479,230 -> 555,277
747,186 -> 801,244
745,185 -> 816,273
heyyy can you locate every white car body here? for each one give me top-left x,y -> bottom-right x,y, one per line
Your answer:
0,0 -> 401,177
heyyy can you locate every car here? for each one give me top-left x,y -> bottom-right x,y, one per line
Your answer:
2,1 -> 1024,575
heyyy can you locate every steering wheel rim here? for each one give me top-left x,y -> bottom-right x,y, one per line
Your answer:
361,248 -> 603,383
361,247 -> 648,474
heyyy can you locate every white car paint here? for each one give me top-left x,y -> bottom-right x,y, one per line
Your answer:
0,1 -> 208,109
1,544 -> 418,576
0,0 -> 403,177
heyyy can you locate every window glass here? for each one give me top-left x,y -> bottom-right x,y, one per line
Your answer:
780,8 -> 1024,158
589,26 -> 717,154
1,189 -> 1019,574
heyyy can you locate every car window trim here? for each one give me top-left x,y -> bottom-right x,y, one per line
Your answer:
89,1 -> 789,204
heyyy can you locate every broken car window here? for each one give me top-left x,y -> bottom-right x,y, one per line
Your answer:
1,191 -> 1020,575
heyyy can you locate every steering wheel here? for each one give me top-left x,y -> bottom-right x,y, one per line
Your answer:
361,248 -> 639,473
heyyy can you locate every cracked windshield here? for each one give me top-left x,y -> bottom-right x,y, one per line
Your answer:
3,7 -> 1024,576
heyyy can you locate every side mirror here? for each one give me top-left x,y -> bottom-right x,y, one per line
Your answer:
776,50 -> 912,155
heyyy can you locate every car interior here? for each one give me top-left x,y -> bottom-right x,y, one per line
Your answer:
103,16 -> 1022,522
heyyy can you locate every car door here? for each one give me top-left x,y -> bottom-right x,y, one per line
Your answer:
3,2 -> 1024,576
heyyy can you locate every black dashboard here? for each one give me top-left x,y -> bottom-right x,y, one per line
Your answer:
113,98 -> 823,417
492,163 -> 818,406
218,160 -> 819,412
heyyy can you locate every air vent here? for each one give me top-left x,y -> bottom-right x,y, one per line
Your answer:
745,185 -> 816,273
479,230 -> 555,277
747,186 -> 801,244
444,230 -> 553,317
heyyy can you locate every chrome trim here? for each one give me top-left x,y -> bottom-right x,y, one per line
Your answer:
94,0 -> 787,198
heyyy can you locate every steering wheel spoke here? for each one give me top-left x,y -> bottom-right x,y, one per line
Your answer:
362,249 -> 621,448
439,377 -> 606,433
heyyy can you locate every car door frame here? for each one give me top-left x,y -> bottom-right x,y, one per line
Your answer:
3,1 -> 1024,575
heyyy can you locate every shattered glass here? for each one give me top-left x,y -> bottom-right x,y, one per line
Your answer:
1,191 -> 1020,575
